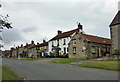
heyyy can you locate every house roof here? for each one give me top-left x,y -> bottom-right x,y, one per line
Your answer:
110,11 -> 120,26
36,42 -> 48,47
81,34 -> 111,45
49,28 -> 78,41
29,42 -> 48,49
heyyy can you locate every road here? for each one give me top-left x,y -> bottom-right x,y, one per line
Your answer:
2,58 -> 118,80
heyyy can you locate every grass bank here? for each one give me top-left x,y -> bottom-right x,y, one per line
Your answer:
52,58 -> 90,64
79,60 -> 120,71
2,66 -> 19,80
8,57 -> 40,60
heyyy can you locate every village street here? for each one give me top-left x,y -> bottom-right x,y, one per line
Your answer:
2,58 -> 118,80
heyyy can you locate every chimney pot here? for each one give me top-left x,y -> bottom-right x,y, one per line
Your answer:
78,23 -> 82,30
37,42 -> 39,45
43,39 -> 46,43
58,30 -> 62,35
26,43 -> 28,46
31,40 -> 34,44
21,44 -> 23,47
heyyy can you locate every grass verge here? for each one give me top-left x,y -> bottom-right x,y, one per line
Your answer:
2,66 -> 19,80
79,60 -> 120,71
8,57 -> 41,60
52,58 -> 90,64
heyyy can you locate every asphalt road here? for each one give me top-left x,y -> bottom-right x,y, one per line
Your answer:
2,58 -> 119,80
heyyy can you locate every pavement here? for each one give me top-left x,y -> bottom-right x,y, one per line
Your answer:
2,58 -> 119,80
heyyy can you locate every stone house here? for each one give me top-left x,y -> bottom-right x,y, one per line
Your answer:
28,45 -> 38,58
48,23 -> 85,57
17,44 -> 24,56
24,40 -> 35,57
68,31 -> 111,59
11,48 -> 17,57
27,40 -> 48,58
109,2 -> 120,53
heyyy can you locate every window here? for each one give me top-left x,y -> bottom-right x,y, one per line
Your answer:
103,47 -> 106,52
64,47 -> 66,54
57,39 -> 59,46
36,47 -> 40,50
44,46 -> 46,49
73,39 -> 76,45
52,41 -> 54,47
73,47 -> 76,54
91,46 -> 96,53
63,39 -> 66,45
67,47 -> 68,52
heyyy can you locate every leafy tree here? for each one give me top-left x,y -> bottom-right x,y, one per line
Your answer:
0,14 -> 13,49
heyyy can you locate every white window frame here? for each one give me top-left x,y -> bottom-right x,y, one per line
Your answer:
73,47 -> 76,54
91,46 -> 96,53
73,39 -> 76,45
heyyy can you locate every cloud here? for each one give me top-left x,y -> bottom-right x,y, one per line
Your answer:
2,28 -> 25,45
22,27 -> 38,33
1,1 -> 118,50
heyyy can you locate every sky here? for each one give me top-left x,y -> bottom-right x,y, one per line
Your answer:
0,0 -> 119,50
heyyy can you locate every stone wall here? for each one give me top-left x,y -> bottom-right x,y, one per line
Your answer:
111,25 -> 120,52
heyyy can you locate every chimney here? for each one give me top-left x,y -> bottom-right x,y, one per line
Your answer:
37,42 -> 39,45
26,43 -> 28,46
21,44 -> 23,47
43,39 -> 46,43
118,1 -> 120,11
78,23 -> 82,30
31,40 -> 34,44
58,30 -> 62,35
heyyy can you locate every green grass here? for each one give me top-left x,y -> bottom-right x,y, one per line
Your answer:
79,60 -> 120,71
2,66 -> 19,80
52,58 -> 90,64
8,57 -> 41,60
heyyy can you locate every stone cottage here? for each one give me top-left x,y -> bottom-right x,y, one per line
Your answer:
68,30 -> 111,59
24,40 -> 35,57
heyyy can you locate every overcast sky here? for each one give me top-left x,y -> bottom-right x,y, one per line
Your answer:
0,0 -> 119,50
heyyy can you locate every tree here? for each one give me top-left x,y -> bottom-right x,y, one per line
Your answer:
112,49 -> 120,60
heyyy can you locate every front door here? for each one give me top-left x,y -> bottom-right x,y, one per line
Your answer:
97,47 -> 100,57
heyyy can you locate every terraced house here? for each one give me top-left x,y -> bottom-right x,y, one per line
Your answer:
48,23 -> 85,57
69,27 -> 111,59
28,40 -> 48,58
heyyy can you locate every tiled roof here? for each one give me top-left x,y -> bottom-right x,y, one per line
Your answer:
29,42 -> 48,49
36,42 -> 48,47
110,11 -> 120,26
81,34 -> 111,45
49,28 -> 78,41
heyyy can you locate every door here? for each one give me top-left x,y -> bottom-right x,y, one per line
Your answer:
97,47 -> 99,57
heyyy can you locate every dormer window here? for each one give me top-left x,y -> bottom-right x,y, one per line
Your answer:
63,39 -> 66,45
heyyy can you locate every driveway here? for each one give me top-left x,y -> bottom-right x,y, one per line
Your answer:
2,58 -> 119,80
